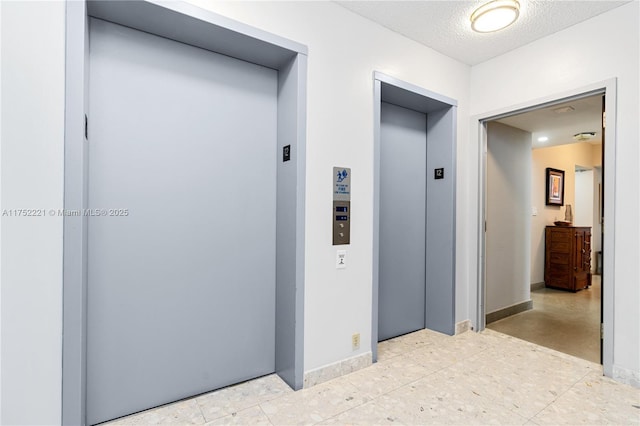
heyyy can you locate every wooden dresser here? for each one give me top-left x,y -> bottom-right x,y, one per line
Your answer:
545,226 -> 592,291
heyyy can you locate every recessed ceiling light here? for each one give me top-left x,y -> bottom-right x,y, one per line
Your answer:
470,0 -> 520,33
538,136 -> 549,142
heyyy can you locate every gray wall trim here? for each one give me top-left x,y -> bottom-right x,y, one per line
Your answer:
425,106 -> 457,335
275,53 -> 307,391
371,79 -> 382,363
87,0 -> 307,68
476,122 -> 488,333
62,1 -> 88,424
374,71 -> 458,108
485,300 -> 533,324
63,1 -> 308,423
473,79 -> 616,378
372,72 -> 457,360
479,89 -> 605,123
294,55 -> 308,391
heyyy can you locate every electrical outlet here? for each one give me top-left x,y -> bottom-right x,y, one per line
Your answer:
352,333 -> 360,350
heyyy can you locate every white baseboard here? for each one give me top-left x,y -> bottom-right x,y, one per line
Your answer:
613,365 -> 640,388
455,319 -> 472,334
303,352 -> 372,388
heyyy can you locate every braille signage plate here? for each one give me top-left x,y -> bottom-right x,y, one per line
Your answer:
333,167 -> 351,202
434,168 -> 444,180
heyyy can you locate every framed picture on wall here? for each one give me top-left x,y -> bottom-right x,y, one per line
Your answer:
546,168 -> 565,206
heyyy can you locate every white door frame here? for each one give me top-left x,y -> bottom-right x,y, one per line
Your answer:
473,79 -> 616,377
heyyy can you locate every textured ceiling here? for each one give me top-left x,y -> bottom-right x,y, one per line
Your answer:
335,0 -> 630,65
496,94 -> 603,149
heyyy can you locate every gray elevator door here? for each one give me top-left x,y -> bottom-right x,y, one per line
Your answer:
378,102 -> 427,341
87,19 -> 277,424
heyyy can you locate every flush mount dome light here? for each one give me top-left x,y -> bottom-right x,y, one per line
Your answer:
573,132 -> 596,141
471,0 -> 520,33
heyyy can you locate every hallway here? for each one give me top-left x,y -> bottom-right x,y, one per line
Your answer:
488,276 -> 601,363
103,325 -> 639,425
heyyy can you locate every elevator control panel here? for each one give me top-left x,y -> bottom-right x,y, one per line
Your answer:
333,167 -> 351,245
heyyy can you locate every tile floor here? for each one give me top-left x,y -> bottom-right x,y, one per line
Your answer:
488,275 -> 601,363
104,327 -> 640,425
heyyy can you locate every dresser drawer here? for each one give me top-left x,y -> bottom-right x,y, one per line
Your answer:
549,252 -> 570,265
545,225 -> 592,292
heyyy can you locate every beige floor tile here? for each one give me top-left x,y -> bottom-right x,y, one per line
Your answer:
407,334 -> 492,369
374,382 -> 529,425
318,399 -> 406,425
344,354 -> 431,398
394,328 -> 449,348
196,374 -> 292,422
259,380 -> 370,426
464,366 -> 572,420
101,326 -> 639,426
377,328 -> 450,361
532,370 -> 640,425
488,276 -> 602,363
377,339 -> 408,361
448,345 -> 595,419
404,342 -> 458,371
106,398 -> 206,425
204,406 -> 273,426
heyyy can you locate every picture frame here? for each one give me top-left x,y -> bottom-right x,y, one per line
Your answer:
546,167 -> 565,206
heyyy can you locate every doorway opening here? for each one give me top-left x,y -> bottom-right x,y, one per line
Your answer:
480,91 -> 608,366
372,73 -> 457,362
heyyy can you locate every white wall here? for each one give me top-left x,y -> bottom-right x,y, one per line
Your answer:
0,1 -> 66,424
471,1 -> 639,385
575,169 -> 594,263
2,1 -> 638,422
486,122 -> 531,314
530,143 -> 599,284
575,170 -> 594,227
187,0 -> 472,371
1,1 -> 472,422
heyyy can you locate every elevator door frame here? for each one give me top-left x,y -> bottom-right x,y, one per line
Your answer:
372,72 -> 458,362
62,2 -> 308,424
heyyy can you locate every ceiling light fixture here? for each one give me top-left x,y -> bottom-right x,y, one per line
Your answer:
573,132 -> 596,141
470,0 -> 520,33
553,106 -> 575,114
538,136 -> 549,142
